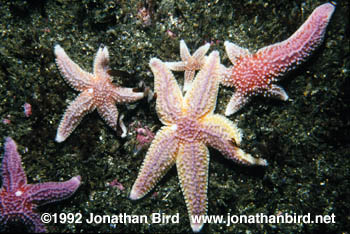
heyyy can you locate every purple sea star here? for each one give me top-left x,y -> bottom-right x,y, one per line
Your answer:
0,137 -> 81,232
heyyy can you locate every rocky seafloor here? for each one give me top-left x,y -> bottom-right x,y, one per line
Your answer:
0,0 -> 349,233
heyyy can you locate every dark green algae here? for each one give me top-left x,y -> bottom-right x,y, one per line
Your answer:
0,0 -> 349,233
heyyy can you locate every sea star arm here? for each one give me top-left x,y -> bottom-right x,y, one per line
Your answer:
96,100 -> 119,131
111,86 -> 144,103
256,2 -> 335,70
183,70 -> 196,92
164,40 -> 192,72
192,42 -> 210,61
0,212 -> 47,233
130,126 -> 179,200
54,45 -> 93,91
266,84 -> 289,101
93,46 -> 112,82
24,213 -> 47,233
184,51 -> 220,118
25,176 -> 81,206
176,142 -> 209,232
55,90 -> 95,142
224,41 -> 251,65
179,39 -> 192,62
225,92 -> 251,116
1,137 -> 27,193
150,58 -> 183,124
201,114 -> 267,166
225,84 -> 288,116
165,61 -> 186,71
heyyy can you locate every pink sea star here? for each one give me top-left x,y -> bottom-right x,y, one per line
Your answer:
130,51 -> 267,232
222,2 -> 336,116
165,40 -> 210,92
0,137 -> 81,232
54,45 -> 144,142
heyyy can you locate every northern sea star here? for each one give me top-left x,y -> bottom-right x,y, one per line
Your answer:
0,137 -> 81,232
221,2 -> 336,116
54,45 -> 144,142
165,40 -> 210,92
130,51 -> 267,232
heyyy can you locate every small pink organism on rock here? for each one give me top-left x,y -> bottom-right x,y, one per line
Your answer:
108,179 -> 125,191
23,103 -> 32,117
137,7 -> 151,27
166,29 -> 176,39
2,117 -> 11,125
134,124 -> 155,153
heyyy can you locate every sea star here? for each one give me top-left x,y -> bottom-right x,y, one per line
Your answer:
54,45 -> 144,142
130,51 -> 267,232
221,2 -> 336,116
0,137 -> 81,232
165,40 -> 210,92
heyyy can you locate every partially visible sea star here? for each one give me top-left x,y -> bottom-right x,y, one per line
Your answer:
221,2 -> 336,116
165,40 -> 210,92
0,137 -> 81,232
